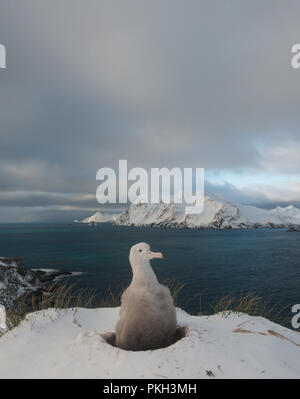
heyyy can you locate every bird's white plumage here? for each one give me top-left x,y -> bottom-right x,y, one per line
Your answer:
115,242 -> 177,351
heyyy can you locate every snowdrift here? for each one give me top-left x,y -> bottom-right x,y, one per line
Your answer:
0,307 -> 299,379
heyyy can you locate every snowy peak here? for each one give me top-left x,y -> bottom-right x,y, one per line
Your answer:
114,197 -> 300,229
81,211 -> 105,224
270,205 -> 300,225
74,211 -> 117,224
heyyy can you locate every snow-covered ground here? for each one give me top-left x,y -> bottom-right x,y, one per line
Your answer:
0,307 -> 299,379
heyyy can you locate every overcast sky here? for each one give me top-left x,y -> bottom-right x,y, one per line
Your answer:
0,0 -> 300,222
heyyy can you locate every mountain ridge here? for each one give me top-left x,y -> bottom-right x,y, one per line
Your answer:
114,197 -> 300,229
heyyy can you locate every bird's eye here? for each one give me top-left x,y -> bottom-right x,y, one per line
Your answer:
139,249 -> 142,252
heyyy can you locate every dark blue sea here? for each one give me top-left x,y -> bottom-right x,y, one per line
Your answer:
0,223 -> 299,324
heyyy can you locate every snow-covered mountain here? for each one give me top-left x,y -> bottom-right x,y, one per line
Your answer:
74,211 -> 117,224
270,205 -> 300,225
114,197 -> 300,229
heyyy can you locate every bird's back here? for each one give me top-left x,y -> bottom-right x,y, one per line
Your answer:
115,283 -> 177,351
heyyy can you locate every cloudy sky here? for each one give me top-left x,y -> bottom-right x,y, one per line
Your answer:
0,0 -> 300,222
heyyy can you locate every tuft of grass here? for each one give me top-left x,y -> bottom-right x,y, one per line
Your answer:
98,285 -> 124,307
5,279 -> 185,331
4,280 -> 292,333
200,291 -> 291,327
5,280 -> 100,331
163,278 -> 186,306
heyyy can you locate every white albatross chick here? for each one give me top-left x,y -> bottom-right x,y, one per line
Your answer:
115,242 -> 177,351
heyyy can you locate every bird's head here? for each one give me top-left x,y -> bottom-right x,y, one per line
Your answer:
129,242 -> 163,269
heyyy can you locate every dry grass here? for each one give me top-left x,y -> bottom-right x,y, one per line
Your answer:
5,280 -> 291,332
198,291 -> 291,327
5,279 -> 186,331
6,280 -> 98,331
163,278 -> 186,306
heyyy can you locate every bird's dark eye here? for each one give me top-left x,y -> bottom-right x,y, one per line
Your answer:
139,249 -> 142,252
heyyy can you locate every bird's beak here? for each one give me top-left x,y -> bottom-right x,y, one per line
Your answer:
147,250 -> 163,260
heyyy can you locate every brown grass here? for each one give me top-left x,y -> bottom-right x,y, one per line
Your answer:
4,281 -> 292,333
199,291 -> 291,327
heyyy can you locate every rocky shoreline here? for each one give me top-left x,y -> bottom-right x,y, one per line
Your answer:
0,257 -> 73,309
287,227 -> 300,232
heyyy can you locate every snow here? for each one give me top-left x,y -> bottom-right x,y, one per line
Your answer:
0,257 -> 85,309
74,211 -> 118,224
0,260 -> 41,308
115,197 -> 300,229
0,307 -> 299,379
0,257 -> 18,267
32,268 -> 83,278
73,199 -> 300,229
31,268 -> 59,274
270,205 -> 300,225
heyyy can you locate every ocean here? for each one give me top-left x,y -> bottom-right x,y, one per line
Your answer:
0,223 -> 299,325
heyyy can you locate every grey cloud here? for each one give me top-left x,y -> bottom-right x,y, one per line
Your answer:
0,1 -> 300,221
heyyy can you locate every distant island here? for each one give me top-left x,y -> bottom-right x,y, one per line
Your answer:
74,197 -> 300,229
73,211 -> 117,225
